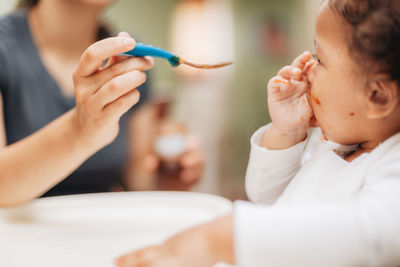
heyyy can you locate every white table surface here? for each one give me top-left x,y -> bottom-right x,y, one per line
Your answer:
0,191 -> 233,267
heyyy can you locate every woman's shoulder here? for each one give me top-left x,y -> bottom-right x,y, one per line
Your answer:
0,10 -> 28,37
0,9 -> 32,57
0,10 -> 32,91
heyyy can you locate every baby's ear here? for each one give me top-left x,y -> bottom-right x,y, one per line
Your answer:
366,73 -> 400,119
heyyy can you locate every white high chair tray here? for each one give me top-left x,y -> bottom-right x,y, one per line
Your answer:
0,191 -> 233,267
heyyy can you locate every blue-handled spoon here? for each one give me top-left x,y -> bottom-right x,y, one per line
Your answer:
121,43 -> 232,69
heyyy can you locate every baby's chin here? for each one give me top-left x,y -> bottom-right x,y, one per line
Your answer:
319,129 -> 356,146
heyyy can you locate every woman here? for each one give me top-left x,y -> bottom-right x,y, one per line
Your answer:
0,35 -> 153,206
0,0 -> 203,196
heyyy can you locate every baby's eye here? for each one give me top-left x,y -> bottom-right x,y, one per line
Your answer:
312,54 -> 322,65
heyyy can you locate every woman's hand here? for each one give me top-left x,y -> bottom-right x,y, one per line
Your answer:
262,52 -> 315,149
72,35 -> 154,150
178,135 -> 204,183
130,136 -> 204,191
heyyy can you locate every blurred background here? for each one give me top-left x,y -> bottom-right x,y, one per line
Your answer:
0,0 -> 320,200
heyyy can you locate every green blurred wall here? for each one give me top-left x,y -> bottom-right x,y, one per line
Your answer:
220,0 -> 303,198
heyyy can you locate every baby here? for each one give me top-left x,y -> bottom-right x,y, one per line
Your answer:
115,0 -> 400,266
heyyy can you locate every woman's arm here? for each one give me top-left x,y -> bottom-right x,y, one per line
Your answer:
0,36 -> 154,207
0,108 -> 97,206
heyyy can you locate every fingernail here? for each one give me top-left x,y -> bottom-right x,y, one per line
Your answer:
124,38 -> 135,48
292,68 -> 301,75
273,79 -> 289,85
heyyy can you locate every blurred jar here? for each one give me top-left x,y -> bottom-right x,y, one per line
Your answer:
154,120 -> 186,177
151,95 -> 192,190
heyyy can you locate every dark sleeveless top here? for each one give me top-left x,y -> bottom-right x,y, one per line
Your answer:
0,10 -> 149,196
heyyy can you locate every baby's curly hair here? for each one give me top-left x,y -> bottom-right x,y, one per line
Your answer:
329,0 -> 400,85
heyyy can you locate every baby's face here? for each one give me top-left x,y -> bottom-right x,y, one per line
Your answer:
306,2 -> 370,145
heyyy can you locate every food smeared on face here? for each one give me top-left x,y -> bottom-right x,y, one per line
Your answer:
274,79 -> 289,85
311,94 -> 321,105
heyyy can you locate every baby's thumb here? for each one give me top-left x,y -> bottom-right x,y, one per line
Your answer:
290,77 -> 309,96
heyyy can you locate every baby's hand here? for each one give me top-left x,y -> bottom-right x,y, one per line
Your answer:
114,234 -> 215,267
267,51 -> 314,142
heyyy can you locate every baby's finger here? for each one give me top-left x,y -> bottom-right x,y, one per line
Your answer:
269,76 -> 303,102
75,37 -> 136,78
114,251 -> 138,267
290,77 -> 309,96
269,76 -> 310,102
114,246 -> 160,267
278,66 -> 303,81
303,59 -> 316,74
268,76 -> 289,94
291,51 -> 312,70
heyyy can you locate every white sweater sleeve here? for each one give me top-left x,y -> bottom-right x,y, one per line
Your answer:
235,154 -> 400,267
245,125 -> 306,204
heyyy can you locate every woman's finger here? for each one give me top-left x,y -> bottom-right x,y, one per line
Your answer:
101,32 -> 134,68
74,37 -> 136,78
76,57 -> 153,100
89,57 -> 154,92
103,88 -> 141,120
118,31 -> 131,38
179,149 -> 204,169
179,167 -> 203,183
94,70 -> 146,109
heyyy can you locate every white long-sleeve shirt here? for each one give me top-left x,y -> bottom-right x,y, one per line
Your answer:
234,125 -> 400,267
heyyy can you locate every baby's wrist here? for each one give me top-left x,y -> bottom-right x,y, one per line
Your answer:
261,124 -> 307,150
273,124 -> 307,142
